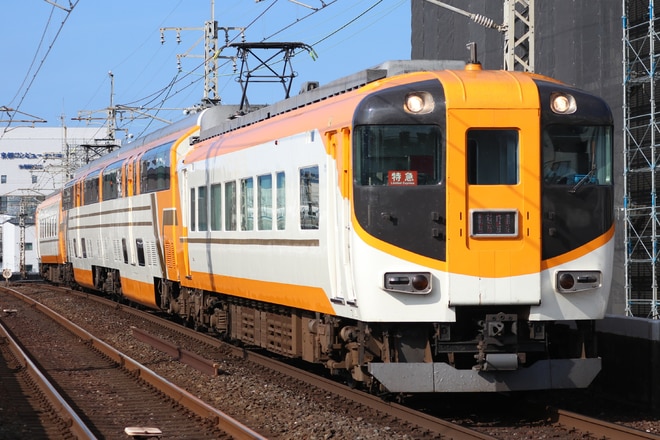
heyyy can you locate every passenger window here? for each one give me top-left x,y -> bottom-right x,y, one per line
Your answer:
225,181 -> 237,231
241,177 -> 254,231
211,183 -> 222,231
300,166 -> 319,230
83,171 -> 100,205
258,174 -> 272,230
62,184 -> 74,210
276,171 -> 286,230
467,129 -> 518,185
198,186 -> 208,231
140,142 -> 172,193
189,188 -> 196,231
102,161 -> 123,200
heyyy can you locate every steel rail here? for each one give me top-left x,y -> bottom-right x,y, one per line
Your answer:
49,286 -> 496,439
0,319 -> 97,439
0,286 -> 267,440
552,408 -> 660,440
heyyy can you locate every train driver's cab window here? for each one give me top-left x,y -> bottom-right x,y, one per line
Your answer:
300,166 -> 319,229
353,125 -> 442,186
542,125 -> 612,186
467,129 -> 518,185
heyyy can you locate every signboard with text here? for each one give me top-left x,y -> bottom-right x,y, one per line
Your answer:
388,170 -> 417,186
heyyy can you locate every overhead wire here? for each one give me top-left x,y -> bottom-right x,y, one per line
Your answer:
118,0 -> 390,126
2,0 -> 81,138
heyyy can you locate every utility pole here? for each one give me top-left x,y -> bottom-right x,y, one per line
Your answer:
19,198 -> 25,280
423,0 -> 535,72
73,71 -> 175,163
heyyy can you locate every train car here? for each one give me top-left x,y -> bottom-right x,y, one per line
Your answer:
36,190 -> 70,283
45,112 -> 212,306
37,58 -> 614,393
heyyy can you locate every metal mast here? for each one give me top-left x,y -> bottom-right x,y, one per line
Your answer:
160,0 -> 244,106
623,0 -> 660,318
423,0 -> 535,72
502,0 -> 534,72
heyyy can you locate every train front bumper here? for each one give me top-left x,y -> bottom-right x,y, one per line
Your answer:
368,358 -> 601,392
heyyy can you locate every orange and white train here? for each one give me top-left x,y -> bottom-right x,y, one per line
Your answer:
37,59 -> 614,393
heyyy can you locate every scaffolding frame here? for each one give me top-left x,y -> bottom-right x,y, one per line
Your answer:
623,0 -> 660,318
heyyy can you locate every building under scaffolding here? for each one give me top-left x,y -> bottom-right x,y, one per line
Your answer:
622,0 -> 660,318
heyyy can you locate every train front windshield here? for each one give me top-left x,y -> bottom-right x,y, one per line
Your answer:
353,125 -> 443,187
542,125 -> 612,187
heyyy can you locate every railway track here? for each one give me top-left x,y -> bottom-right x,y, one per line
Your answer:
548,408 -> 660,440
0,285 -> 265,439
6,282 -> 660,439
0,317 -> 92,439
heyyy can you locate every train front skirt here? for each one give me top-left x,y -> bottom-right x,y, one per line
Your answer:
368,358 -> 601,392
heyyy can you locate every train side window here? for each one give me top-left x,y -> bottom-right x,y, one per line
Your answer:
140,142 -> 173,193
276,171 -> 286,230
467,129 -> 518,185
225,181 -> 237,231
198,185 -> 208,231
62,185 -> 74,210
300,166 -> 319,230
189,188 -> 196,231
102,160 -> 123,201
83,171 -> 100,205
211,183 -> 222,231
72,238 -> 78,258
121,238 -> 129,264
240,177 -> 254,231
258,174 -> 272,230
81,238 -> 87,258
136,238 -> 145,266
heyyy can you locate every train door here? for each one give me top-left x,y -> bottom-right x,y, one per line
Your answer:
326,128 -> 356,304
445,108 -> 542,306
179,167 -> 192,279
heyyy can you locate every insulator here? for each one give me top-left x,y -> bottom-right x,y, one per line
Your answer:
470,13 -> 497,29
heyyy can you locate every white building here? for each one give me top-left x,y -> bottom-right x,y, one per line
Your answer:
0,126 -> 102,275
0,216 -> 37,277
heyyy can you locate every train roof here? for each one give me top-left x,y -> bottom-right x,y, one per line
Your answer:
72,112 -> 203,178
197,59 -> 465,142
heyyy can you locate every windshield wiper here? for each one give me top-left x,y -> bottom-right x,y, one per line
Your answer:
570,165 -> 596,194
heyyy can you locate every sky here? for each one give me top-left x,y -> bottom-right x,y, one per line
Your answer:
1,0 -> 411,142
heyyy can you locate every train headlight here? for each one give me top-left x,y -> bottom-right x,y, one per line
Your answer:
404,92 -> 434,114
556,270 -> 601,293
550,92 -> 577,114
384,272 -> 432,294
